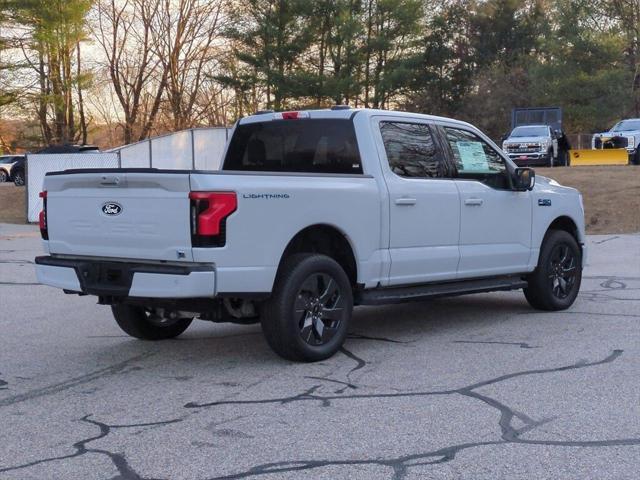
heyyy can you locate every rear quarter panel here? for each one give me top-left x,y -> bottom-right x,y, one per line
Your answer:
190,172 -> 384,293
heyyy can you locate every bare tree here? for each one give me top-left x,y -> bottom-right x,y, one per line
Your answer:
94,0 -> 167,144
76,40 -> 89,144
152,0 -> 224,130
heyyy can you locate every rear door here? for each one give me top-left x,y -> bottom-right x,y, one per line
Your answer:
440,126 -> 532,277
45,171 -> 194,262
373,117 -> 460,286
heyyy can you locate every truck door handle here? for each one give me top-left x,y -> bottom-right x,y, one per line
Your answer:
464,198 -> 484,206
395,197 -> 417,206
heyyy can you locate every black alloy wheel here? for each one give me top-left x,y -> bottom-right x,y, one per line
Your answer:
548,243 -> 578,299
261,254 -> 353,362
524,229 -> 582,311
295,272 -> 346,346
13,171 -> 25,186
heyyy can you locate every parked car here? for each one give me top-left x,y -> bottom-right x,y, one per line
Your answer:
7,155 -> 26,185
0,154 -> 24,183
592,118 -> 640,165
35,108 -> 585,361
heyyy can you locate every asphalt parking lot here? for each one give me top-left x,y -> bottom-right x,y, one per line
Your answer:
1,223 -> 639,479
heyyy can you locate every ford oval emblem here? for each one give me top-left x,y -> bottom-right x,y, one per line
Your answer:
102,202 -> 123,216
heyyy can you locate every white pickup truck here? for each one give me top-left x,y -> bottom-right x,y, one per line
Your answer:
36,108 -> 586,361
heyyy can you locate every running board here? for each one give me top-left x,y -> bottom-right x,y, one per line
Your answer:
356,276 -> 528,306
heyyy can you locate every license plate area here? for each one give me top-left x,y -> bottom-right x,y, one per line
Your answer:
76,262 -> 135,296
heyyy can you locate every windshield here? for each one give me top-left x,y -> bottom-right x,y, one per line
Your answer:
510,126 -> 548,137
0,156 -> 18,164
611,120 -> 640,132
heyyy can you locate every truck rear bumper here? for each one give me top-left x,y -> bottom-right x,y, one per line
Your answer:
35,256 -> 215,298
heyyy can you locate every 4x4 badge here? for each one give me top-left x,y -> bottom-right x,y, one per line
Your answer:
538,198 -> 551,207
102,202 -> 123,216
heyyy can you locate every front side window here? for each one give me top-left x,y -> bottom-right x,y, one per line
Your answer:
444,127 -> 509,189
223,119 -> 362,174
379,121 -> 448,178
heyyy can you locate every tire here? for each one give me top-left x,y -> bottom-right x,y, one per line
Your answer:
261,254 -> 353,362
524,230 -> 582,311
547,152 -> 554,167
111,304 -> 193,340
558,149 -> 568,167
633,150 -> 640,166
0,170 -> 7,182
13,170 -> 24,186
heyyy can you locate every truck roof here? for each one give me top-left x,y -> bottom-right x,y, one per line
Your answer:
239,108 -> 474,130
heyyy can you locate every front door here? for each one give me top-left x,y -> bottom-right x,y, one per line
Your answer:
441,126 -> 532,278
374,118 -> 460,286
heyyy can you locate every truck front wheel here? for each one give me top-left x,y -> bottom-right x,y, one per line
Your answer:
547,149 -> 555,167
111,305 -> 193,340
261,254 -> 353,362
524,230 -> 582,311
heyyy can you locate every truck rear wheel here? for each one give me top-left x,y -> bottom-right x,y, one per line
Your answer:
111,305 -> 193,340
524,230 -> 582,311
261,254 -> 353,362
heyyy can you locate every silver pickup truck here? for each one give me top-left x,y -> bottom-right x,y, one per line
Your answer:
502,125 -> 558,167
36,108 -> 585,361
592,118 -> 640,165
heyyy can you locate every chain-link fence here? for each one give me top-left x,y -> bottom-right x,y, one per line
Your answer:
110,127 -> 230,170
26,153 -> 120,222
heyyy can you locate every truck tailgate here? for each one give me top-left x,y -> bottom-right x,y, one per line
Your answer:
44,171 -> 194,262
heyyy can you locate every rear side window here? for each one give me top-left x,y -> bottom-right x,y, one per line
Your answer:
223,119 -> 362,174
379,121 -> 449,178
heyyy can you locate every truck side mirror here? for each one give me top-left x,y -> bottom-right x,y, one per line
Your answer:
513,167 -> 535,191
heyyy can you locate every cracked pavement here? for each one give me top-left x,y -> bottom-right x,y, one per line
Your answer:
1,223 -> 639,479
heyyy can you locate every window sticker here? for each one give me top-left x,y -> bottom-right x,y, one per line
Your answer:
455,140 -> 489,171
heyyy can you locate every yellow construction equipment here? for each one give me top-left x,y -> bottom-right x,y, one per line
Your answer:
568,149 -> 629,166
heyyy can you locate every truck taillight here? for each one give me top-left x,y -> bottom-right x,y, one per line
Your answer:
39,191 -> 48,240
189,192 -> 237,247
